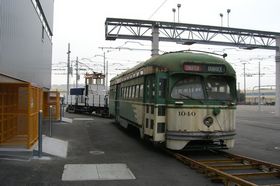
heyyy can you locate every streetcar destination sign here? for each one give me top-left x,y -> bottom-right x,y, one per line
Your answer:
183,63 -> 226,73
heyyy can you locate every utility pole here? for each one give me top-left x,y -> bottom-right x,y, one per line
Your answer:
106,60 -> 108,92
243,63 -> 246,103
258,61 -> 261,111
66,43 -> 71,104
103,52 -> 106,86
76,56 -> 79,88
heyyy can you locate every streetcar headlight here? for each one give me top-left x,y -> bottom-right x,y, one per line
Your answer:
203,116 -> 214,127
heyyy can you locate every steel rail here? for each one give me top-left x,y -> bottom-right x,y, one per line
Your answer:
171,151 -> 280,186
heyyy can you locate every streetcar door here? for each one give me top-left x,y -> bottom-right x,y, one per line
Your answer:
143,73 -> 168,141
156,73 -> 168,104
155,73 -> 168,141
143,75 -> 155,137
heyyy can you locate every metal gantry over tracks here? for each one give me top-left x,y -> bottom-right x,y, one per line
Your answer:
173,150 -> 280,186
105,18 -> 280,53
105,17 -> 280,116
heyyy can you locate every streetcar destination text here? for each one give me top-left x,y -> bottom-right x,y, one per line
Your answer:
184,63 -> 226,73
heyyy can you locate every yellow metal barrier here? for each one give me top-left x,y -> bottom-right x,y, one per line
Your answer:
0,83 -> 42,148
43,91 -> 60,121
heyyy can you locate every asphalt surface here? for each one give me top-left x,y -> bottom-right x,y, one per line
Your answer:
229,105 -> 280,164
0,105 -> 279,186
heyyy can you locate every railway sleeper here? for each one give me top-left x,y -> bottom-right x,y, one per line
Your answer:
174,152 -> 280,186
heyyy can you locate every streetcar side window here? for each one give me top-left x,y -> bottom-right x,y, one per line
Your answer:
146,81 -> 150,98
151,80 -> 155,99
139,84 -> 144,98
158,78 -> 167,98
125,87 -> 128,98
135,85 -> 140,98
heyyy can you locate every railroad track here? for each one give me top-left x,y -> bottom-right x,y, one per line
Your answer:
171,150 -> 280,186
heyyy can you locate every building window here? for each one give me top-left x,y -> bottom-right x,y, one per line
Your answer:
146,119 -> 149,128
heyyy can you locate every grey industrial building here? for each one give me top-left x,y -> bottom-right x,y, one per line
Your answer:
0,0 -> 54,88
0,0 -> 55,148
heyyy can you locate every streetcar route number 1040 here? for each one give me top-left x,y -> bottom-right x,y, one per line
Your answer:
178,111 -> 196,116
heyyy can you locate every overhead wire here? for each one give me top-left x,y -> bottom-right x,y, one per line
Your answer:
148,0 -> 168,20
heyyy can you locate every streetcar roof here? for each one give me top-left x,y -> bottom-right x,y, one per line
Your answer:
110,51 -> 236,82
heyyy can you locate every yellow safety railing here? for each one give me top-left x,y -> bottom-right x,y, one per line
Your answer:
0,83 -> 42,148
43,91 -> 60,121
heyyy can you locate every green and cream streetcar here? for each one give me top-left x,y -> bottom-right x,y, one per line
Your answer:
109,51 -> 237,150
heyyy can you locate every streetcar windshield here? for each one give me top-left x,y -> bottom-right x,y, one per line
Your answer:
205,76 -> 232,100
171,75 -> 234,101
171,76 -> 204,100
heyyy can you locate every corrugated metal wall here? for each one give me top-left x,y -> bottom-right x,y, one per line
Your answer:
0,0 -> 54,89
39,0 -> 54,33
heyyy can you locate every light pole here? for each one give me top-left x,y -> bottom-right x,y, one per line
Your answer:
66,43 -> 71,104
227,9 -> 231,27
219,13 -> 223,27
172,8 -> 176,22
75,57 -> 79,88
258,61 -> 261,111
94,53 -> 108,92
177,4 -> 181,23
243,62 -> 246,103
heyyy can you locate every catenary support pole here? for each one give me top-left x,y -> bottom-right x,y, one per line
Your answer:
275,37 -> 280,116
76,56 -> 79,88
151,24 -> 159,56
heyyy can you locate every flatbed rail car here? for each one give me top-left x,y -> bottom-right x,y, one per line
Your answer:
66,72 -> 109,116
109,51 -> 237,150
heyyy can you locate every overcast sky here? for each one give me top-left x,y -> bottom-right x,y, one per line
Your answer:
51,0 -> 280,90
